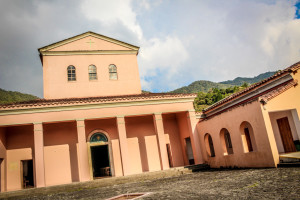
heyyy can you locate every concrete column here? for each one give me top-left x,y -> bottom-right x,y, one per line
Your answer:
116,116 -> 131,176
33,123 -> 45,187
76,119 -> 90,182
153,113 -> 169,170
186,111 -> 203,164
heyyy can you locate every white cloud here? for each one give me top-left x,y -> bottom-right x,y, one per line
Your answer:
1,0 -> 300,96
81,0 -> 143,40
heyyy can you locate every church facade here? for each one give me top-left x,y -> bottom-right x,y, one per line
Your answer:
0,31 -> 300,193
0,32 -> 202,192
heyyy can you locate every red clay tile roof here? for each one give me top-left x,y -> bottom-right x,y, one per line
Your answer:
260,79 -> 298,103
0,93 -> 196,109
203,61 -> 300,113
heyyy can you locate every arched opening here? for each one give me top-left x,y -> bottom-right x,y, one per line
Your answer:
220,128 -> 233,155
240,121 -> 257,153
204,133 -> 215,157
88,131 -> 112,179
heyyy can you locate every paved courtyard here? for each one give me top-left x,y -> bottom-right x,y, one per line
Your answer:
1,167 -> 300,200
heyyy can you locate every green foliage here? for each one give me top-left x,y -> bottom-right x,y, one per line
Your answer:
194,85 -> 248,112
142,90 -> 151,94
0,88 -> 38,104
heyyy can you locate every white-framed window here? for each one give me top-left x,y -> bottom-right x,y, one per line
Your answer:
88,65 -> 97,80
67,65 -> 76,81
109,64 -> 118,80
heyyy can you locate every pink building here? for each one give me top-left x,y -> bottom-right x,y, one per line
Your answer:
0,32 -> 202,192
0,31 -> 299,193
197,62 -> 300,168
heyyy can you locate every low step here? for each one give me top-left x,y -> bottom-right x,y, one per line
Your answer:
277,162 -> 300,168
184,164 -> 210,172
280,157 -> 300,163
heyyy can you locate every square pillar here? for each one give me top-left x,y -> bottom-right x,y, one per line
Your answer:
76,120 -> 90,182
33,123 -> 45,187
186,111 -> 203,164
116,116 -> 131,176
153,113 -> 169,170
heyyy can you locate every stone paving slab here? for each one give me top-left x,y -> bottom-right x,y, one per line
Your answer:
1,167 -> 299,200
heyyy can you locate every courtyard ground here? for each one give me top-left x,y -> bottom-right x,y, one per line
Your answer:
1,167 -> 299,200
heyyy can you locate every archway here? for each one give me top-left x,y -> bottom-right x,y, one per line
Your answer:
220,128 -> 233,155
87,131 -> 113,179
240,121 -> 257,152
204,133 -> 215,157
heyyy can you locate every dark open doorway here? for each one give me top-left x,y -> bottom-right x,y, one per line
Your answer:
91,145 -> 111,178
21,160 -> 34,189
185,137 -> 195,165
166,144 -> 173,168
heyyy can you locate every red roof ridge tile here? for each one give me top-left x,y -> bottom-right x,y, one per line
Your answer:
0,92 -> 196,109
260,79 -> 298,103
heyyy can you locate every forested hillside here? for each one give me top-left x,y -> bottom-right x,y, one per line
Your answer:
0,88 -> 38,104
219,71 -> 275,85
170,71 -> 276,94
170,80 -> 233,93
169,71 -> 276,112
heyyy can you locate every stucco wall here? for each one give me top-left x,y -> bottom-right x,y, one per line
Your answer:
43,53 -> 141,99
197,101 -> 277,168
5,125 -> 34,191
125,115 -> 161,173
43,121 -> 79,186
162,114 -> 185,167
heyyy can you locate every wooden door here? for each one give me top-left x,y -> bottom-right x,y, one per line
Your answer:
277,117 -> 296,153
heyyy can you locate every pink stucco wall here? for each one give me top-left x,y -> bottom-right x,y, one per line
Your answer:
42,36 -> 142,99
49,36 -> 131,51
5,125 -> 34,191
162,114 -> 185,167
43,121 -> 79,186
197,101 -> 277,168
125,115 -> 161,173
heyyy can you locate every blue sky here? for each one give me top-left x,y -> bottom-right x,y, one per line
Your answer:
0,0 -> 300,97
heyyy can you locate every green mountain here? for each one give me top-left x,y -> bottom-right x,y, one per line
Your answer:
170,71 -> 276,94
170,80 -> 233,93
219,71 -> 276,85
0,88 -> 39,104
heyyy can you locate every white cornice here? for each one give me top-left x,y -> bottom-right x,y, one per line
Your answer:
38,32 -> 139,52
40,50 -> 138,56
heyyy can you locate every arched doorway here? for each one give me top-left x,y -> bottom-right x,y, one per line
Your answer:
87,131 -> 113,179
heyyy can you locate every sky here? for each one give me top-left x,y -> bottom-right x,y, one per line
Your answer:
0,0 -> 300,98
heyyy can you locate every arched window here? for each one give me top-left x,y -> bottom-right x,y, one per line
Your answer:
88,65 -> 97,80
240,121 -> 257,152
109,64 -> 118,80
204,133 -> 215,157
90,132 -> 108,143
220,128 -> 233,155
67,65 -> 76,81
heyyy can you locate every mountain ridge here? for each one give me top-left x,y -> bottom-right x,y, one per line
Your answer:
170,71 -> 276,94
